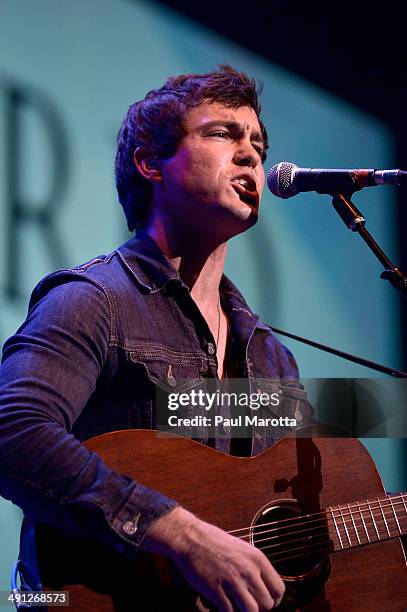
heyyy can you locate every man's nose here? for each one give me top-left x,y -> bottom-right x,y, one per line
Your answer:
233,140 -> 260,168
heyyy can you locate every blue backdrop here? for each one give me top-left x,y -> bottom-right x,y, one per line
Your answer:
0,0 -> 403,599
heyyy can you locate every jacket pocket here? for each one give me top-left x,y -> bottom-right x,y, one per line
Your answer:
128,344 -> 206,394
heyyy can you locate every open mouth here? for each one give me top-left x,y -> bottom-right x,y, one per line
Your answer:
231,177 -> 259,208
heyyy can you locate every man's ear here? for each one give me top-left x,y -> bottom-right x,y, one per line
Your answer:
133,146 -> 162,183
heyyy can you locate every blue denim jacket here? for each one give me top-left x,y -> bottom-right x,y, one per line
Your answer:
0,233 -> 311,564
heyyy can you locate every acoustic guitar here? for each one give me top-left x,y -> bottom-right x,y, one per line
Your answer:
35,429 -> 407,611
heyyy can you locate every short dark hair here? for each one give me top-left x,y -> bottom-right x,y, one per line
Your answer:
115,65 -> 269,231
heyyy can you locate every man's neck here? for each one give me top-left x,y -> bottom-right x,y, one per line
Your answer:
145,221 -> 230,379
145,222 -> 227,309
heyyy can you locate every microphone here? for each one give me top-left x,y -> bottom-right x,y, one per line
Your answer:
267,162 -> 407,199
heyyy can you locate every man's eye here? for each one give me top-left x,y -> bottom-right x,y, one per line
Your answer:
210,131 -> 229,138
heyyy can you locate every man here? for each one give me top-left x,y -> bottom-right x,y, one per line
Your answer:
0,66 -> 311,611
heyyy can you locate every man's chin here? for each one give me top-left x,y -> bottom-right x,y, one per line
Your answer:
216,204 -> 259,240
198,198 -> 259,239
240,209 -> 259,235
232,200 -> 259,226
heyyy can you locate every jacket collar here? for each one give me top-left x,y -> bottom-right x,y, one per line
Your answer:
115,232 -> 267,331
115,232 -> 180,293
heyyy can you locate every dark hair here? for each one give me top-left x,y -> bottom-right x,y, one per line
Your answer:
115,65 -> 269,231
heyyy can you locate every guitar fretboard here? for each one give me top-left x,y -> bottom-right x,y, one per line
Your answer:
328,494 -> 407,551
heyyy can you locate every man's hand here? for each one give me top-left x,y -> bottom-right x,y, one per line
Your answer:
142,507 -> 285,611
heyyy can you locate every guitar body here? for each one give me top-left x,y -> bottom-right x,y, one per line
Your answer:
36,430 -> 407,611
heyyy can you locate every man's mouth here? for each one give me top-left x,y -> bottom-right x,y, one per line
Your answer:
231,177 -> 259,208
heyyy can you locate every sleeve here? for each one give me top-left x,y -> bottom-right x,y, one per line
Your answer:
0,275 -> 177,559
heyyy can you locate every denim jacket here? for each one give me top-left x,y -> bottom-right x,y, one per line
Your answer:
0,232 -> 312,565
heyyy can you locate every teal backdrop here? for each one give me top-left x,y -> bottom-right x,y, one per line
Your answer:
0,0 -> 404,601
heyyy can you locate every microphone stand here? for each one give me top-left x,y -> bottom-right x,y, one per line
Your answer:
330,191 -> 407,301
270,325 -> 407,378
272,189 -> 407,376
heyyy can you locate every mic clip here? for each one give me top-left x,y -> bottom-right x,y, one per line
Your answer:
331,191 -> 407,302
331,192 -> 365,231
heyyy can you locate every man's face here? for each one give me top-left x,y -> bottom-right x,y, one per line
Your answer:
156,101 -> 266,239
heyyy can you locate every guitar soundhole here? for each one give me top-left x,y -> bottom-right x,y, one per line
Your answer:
251,500 -> 331,581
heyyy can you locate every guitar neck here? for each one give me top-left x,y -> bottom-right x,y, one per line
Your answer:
328,492 -> 407,551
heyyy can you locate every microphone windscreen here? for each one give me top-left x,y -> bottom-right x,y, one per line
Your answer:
267,162 -> 297,198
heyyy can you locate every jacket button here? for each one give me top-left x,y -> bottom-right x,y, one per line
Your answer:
123,521 -> 137,535
123,514 -> 141,535
207,342 -> 216,355
295,401 -> 303,422
167,375 -> 177,387
167,365 -> 177,387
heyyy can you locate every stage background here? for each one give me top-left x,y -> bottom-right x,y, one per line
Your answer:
1,0 -> 406,599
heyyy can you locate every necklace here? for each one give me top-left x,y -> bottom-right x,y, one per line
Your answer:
216,295 -> 221,347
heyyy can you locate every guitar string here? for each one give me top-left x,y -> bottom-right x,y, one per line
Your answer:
240,512 -> 407,555
228,515 -> 407,566
234,511 -> 407,559
224,497 -> 407,549
257,520 -> 407,564
231,498 -> 407,544
247,519 -> 407,565
262,536 -> 333,560
233,502 -> 407,546
239,519 -> 338,547
227,494 -> 407,536
261,539 -> 343,564
225,494 -> 407,539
